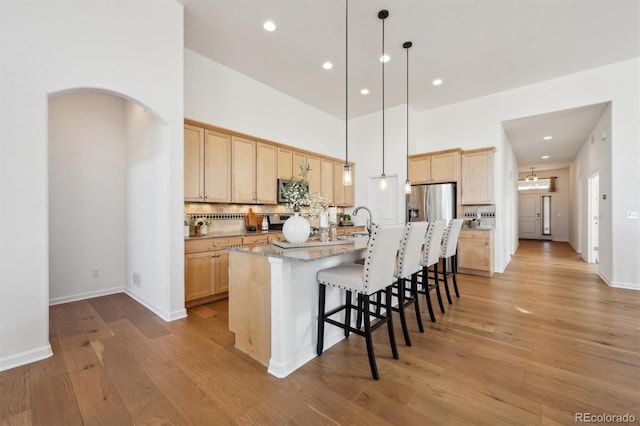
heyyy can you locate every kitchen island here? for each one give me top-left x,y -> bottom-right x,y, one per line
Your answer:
227,236 -> 368,378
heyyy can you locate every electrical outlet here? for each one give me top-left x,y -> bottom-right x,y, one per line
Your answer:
133,272 -> 141,285
626,211 -> 638,219
91,270 -> 99,278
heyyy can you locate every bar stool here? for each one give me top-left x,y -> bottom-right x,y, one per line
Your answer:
439,219 -> 464,304
415,220 -> 447,322
391,221 -> 428,346
316,224 -> 404,380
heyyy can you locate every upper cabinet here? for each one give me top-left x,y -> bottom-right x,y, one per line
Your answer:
461,148 -> 495,205
184,120 -> 356,206
184,125 -> 231,202
231,137 -> 277,204
408,149 -> 460,184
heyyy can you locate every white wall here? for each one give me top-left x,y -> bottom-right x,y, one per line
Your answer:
570,105 -> 614,276
184,49 -> 343,157
0,0 -> 184,372
412,59 -> 638,289
48,92 -> 127,304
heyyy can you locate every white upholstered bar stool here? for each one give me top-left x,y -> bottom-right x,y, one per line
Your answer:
439,218 -> 464,304
415,220 -> 448,322
391,221 -> 428,346
316,224 -> 404,380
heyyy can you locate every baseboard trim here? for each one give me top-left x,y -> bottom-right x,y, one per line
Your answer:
49,286 -> 124,306
568,240 -> 581,253
0,344 -> 53,373
600,273 -> 640,290
124,289 -> 187,322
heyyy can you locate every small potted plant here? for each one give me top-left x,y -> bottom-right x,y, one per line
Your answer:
195,217 -> 212,236
340,214 -> 352,226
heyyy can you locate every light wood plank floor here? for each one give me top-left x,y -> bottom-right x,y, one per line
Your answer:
1,240 -> 638,425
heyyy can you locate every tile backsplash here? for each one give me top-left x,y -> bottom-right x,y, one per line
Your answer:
462,205 -> 496,227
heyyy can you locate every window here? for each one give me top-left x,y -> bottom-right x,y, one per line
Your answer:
542,195 -> 551,236
518,178 -> 551,191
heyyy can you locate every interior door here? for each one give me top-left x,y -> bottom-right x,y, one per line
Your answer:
519,194 -> 540,239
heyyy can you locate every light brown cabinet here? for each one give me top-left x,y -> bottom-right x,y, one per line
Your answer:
408,149 -> 460,184
457,229 -> 494,276
461,148 -> 495,205
231,137 -> 277,204
306,154 -> 321,195
184,236 -> 243,307
277,147 -> 294,179
184,125 -> 232,202
320,158 -> 334,202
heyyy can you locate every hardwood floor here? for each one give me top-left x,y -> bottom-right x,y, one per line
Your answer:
1,240 -> 638,425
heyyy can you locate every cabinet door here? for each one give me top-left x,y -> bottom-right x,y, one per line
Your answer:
461,150 -> 494,204
213,251 -> 230,294
408,156 -> 431,184
204,130 -> 231,202
278,147 -> 294,179
333,162 -> 345,206
320,158 -> 334,202
231,136 -> 256,203
458,236 -> 490,271
430,151 -> 460,183
293,151 -> 306,178
306,154 -> 321,195
184,125 -> 204,201
185,252 -> 214,301
256,142 -> 278,204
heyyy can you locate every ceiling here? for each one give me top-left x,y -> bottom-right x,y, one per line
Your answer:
177,0 -> 639,170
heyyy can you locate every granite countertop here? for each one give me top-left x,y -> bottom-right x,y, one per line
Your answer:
185,225 -> 364,241
461,226 -> 495,231
228,236 -> 369,262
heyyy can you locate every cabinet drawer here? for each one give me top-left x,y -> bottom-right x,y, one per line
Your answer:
185,236 -> 243,254
460,230 -> 490,239
242,234 -> 269,245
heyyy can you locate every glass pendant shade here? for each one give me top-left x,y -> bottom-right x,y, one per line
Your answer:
379,173 -> 387,191
404,179 -> 411,194
343,164 -> 352,186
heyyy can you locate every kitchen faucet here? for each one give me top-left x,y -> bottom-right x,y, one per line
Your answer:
352,206 -> 373,236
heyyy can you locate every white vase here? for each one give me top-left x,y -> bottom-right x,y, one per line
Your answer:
283,212 -> 310,244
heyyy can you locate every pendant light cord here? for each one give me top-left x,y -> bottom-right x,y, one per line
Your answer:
404,41 -> 412,179
381,12 -> 386,175
345,0 -> 348,165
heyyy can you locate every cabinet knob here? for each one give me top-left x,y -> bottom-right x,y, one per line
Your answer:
213,243 -> 218,247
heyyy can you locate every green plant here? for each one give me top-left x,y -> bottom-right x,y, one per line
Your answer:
283,161 -> 311,212
342,214 -> 351,221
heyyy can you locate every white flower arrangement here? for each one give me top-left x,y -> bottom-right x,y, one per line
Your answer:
304,192 -> 331,219
283,161 -> 311,212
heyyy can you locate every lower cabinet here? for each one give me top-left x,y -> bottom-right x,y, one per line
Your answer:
457,229 -> 494,277
185,236 -> 242,307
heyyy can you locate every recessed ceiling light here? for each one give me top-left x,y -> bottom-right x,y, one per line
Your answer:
543,136 -> 553,140
360,88 -> 370,95
432,79 -> 443,86
322,62 -> 333,70
263,20 -> 276,32
541,155 -> 550,159
379,54 -> 390,63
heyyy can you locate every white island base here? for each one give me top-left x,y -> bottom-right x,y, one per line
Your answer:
228,239 -> 367,378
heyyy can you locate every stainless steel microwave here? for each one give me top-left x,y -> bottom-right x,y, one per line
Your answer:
277,179 -> 309,203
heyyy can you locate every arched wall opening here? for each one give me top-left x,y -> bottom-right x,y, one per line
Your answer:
48,89 -> 175,316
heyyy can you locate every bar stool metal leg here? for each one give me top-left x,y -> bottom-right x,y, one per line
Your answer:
397,278 -> 412,346
345,291 -> 352,337
411,273 -> 424,332
442,258 -> 453,305
317,284 -> 326,356
385,286 -> 399,360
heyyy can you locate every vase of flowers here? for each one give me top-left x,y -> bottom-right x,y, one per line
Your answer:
282,162 -> 312,244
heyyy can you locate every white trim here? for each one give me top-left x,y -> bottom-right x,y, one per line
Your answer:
0,344 -> 53,372
49,286 -> 124,306
600,273 -> 640,290
124,289 -> 187,322
496,254 -> 511,273
567,239 -> 581,253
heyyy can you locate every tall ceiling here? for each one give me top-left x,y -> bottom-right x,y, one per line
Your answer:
177,0 -> 639,170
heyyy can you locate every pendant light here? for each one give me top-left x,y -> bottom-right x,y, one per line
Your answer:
342,0 -> 352,186
378,9 -> 389,191
403,41 -> 412,195
525,167 -> 538,182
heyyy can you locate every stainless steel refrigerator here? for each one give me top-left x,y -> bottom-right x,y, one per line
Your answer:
407,183 -> 456,223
